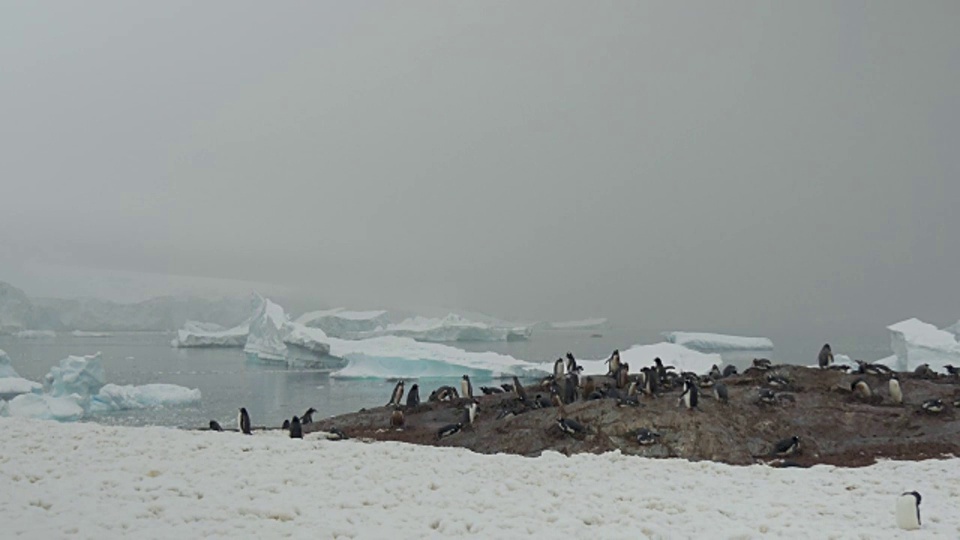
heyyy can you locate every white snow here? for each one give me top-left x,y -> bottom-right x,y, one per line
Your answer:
6,394 -> 85,421
0,348 -> 19,378
570,342 -> 722,376
664,331 -> 774,351
44,353 -> 106,398
883,318 -> 960,372
329,336 -> 545,379
548,317 -> 608,329
1,417 -> 959,538
0,377 -> 42,398
171,320 -> 250,348
70,330 -> 114,337
90,384 -> 201,412
362,313 -> 532,342
944,320 -> 960,341
15,329 -> 56,339
295,308 -> 389,337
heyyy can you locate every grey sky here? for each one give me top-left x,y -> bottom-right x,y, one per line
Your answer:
2,2 -> 958,336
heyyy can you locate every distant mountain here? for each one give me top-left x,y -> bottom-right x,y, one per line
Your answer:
0,280 -> 253,333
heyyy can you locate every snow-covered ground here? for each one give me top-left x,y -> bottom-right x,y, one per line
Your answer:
1,417 -> 958,539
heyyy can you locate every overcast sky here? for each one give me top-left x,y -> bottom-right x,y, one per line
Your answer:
2,2 -> 958,336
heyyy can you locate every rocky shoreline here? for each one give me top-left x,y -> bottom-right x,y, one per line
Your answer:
302,365 -> 960,467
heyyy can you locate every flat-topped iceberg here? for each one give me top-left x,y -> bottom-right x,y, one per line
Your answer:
70,330 -> 113,338
44,353 -> 106,398
0,349 -> 19,378
7,393 -> 85,421
361,313 -> 532,343
664,331 -> 773,352
0,377 -> 42,399
172,320 -> 250,348
15,330 -> 56,339
90,383 -> 201,412
570,342 -> 722,376
329,336 -> 546,379
879,318 -> 960,373
295,308 -> 389,338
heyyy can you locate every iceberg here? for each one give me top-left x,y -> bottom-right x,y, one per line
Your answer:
329,336 -> 547,379
880,318 -> 960,373
361,314 -> 532,343
566,342 -> 722,376
0,377 -> 42,400
171,320 -> 250,348
243,299 -> 289,362
663,332 -> 774,352
295,308 -> 389,338
0,349 -> 20,378
15,330 -> 56,339
548,318 -> 608,329
282,323 -> 332,356
90,383 -> 201,412
945,320 -> 960,341
43,353 -> 106,398
70,330 -> 114,338
7,393 -> 85,421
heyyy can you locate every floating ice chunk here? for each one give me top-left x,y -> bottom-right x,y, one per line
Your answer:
90,384 -> 201,412
548,318 -> 607,329
0,377 -> 42,399
295,308 -> 389,338
362,314 -> 532,342
885,318 -> 960,373
329,336 -> 546,379
7,393 -> 85,421
282,324 -> 331,356
663,332 -> 774,352
70,330 -> 114,338
15,330 -> 56,339
171,320 -> 249,348
0,349 -> 19,378
44,353 -> 106,398
570,342 -> 722,376
244,299 -> 291,362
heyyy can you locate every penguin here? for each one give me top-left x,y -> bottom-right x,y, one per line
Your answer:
850,378 -> 872,399
466,401 -> 478,425
698,376 -> 714,388
753,358 -> 772,370
209,420 -> 223,432
553,358 -> 565,381
479,386 -> 503,395
713,382 -> 729,404
557,415 -> 586,436
771,436 -> 800,456
818,344 -> 833,369
896,491 -> 922,530
327,427 -> 348,441
388,380 -> 405,407
565,352 -> 580,374
921,399 -> 944,413
512,376 -> 527,403
643,367 -> 660,397
889,374 -> 903,404
406,384 -> 420,408
282,419 -> 290,430
636,428 -> 661,445
390,409 -> 405,429
616,395 -> 641,408
945,365 -> 960,378
301,408 -> 316,424
626,381 -> 638,397
679,379 -> 699,410
535,394 -> 553,409
722,365 -> 738,378
582,377 -> 596,401
758,388 -> 777,405
563,374 -> 578,404
436,422 -> 463,440
289,416 -> 303,439
767,374 -> 790,389
606,349 -> 621,376
616,364 -> 629,389
238,407 -> 252,435
500,383 -> 515,393
461,375 -> 474,399
914,364 -> 936,379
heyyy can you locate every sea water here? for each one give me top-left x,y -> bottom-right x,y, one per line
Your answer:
0,326 -> 888,429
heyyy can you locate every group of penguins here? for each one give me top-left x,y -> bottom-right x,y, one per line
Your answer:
207,407 -> 347,441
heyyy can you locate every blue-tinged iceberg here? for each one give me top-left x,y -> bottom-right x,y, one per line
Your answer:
244,300 -> 336,367
878,318 -> 960,373
90,383 -> 201,412
328,336 -> 547,379
172,320 -> 250,348
663,332 -> 774,352
295,308 -> 389,338
7,393 -> 86,421
0,377 -> 42,400
44,353 -> 106,398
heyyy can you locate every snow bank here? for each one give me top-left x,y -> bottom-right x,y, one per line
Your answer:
15,330 -> 56,339
44,353 -> 106,398
549,317 -> 607,329
363,313 -> 532,342
171,320 -> 249,348
883,318 -> 960,372
571,342 -> 722,376
70,330 -> 114,337
7,394 -> 85,421
90,384 -> 201,412
0,349 -> 19,378
664,331 -> 774,352
329,336 -> 546,379
0,377 -> 42,399
2,417 -> 959,538
295,308 -> 389,338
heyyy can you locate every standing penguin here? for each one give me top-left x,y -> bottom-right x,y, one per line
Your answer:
818,344 -> 834,369
616,363 -> 629,389
238,407 -> 252,435
282,419 -> 290,430
465,401 -> 478,426
301,408 -> 316,424
390,408 -> 405,429
679,379 -> 699,410
606,349 -> 621,376
896,491 -> 922,530
553,358 -> 565,381
713,382 -> 729,404
889,374 -> 903,404
461,375 -> 474,399
512,376 -> 527,403
209,420 -> 224,432
388,380 -> 405,407
289,416 -> 303,439
406,384 -> 420,408
851,378 -> 872,399
565,352 -> 580,374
